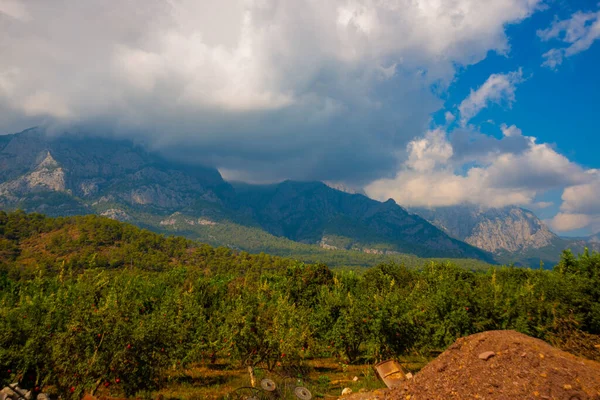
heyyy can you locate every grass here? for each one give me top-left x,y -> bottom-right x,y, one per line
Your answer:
148,356 -> 431,399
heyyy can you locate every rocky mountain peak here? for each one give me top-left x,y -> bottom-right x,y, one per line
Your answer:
465,207 -> 556,253
26,150 -> 67,192
37,150 -> 60,169
412,205 -> 559,254
0,148 -> 67,197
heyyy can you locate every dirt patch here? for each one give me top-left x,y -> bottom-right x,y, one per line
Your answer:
346,330 -> 600,400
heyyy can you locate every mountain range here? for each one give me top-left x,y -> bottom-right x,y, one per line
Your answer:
410,205 -> 599,266
0,127 -> 597,267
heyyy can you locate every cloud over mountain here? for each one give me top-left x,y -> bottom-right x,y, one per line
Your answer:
365,70 -> 591,216
0,0 -> 541,184
2,0 -> 598,234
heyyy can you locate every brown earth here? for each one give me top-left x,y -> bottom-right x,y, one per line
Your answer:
346,330 -> 600,400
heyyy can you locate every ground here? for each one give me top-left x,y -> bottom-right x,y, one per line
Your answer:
346,330 -> 600,400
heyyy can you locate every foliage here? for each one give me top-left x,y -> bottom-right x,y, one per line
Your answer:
0,211 -> 599,398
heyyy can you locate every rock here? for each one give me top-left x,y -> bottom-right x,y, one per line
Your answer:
100,208 -> 131,222
341,387 -> 353,396
478,351 -> 496,361
353,376 -> 359,382
411,205 -> 557,254
405,372 -> 414,379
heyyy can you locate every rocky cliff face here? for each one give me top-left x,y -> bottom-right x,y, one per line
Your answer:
0,151 -> 67,198
408,205 -> 600,266
464,208 -> 556,253
0,127 -> 229,214
411,205 -> 558,254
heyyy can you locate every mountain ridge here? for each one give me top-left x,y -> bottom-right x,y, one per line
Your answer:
0,127 -> 493,263
411,204 -> 599,266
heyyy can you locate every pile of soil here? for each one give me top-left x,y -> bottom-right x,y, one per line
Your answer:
347,330 -> 600,400
394,330 -> 600,400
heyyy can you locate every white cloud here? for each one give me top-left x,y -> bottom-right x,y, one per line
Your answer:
458,69 -> 524,125
0,0 -> 542,183
549,213 -> 592,232
559,170 -> 600,215
549,170 -> 600,233
365,68 -> 599,233
483,139 -> 587,190
538,8 -> 600,69
365,124 -> 589,209
444,111 -> 456,124
500,123 -> 522,137
406,129 -> 453,172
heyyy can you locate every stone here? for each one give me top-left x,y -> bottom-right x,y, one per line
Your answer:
405,372 -> 414,379
353,376 -> 359,382
478,351 -> 496,361
341,387 -> 353,396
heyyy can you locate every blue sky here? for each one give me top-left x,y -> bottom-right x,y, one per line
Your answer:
0,0 -> 599,235
444,1 -> 600,170
366,0 -> 600,236
411,0 -> 600,234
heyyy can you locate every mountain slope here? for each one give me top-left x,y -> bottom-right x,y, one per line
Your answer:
411,205 -> 599,266
0,127 -> 493,262
412,205 -> 558,253
232,181 -> 493,260
0,127 -> 233,217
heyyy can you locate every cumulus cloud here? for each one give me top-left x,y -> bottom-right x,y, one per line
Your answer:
458,69 -> 525,126
365,118 -> 588,210
0,0 -> 541,183
538,7 -> 600,69
365,69 -> 598,234
405,129 -> 453,172
549,213 -> 593,232
559,170 -> 600,215
549,170 -> 600,233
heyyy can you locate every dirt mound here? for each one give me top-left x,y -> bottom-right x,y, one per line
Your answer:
385,330 -> 600,400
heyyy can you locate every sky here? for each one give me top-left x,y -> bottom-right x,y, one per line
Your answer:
0,0 -> 599,235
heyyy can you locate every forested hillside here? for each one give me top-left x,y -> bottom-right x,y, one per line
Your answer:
1,211 -> 599,398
